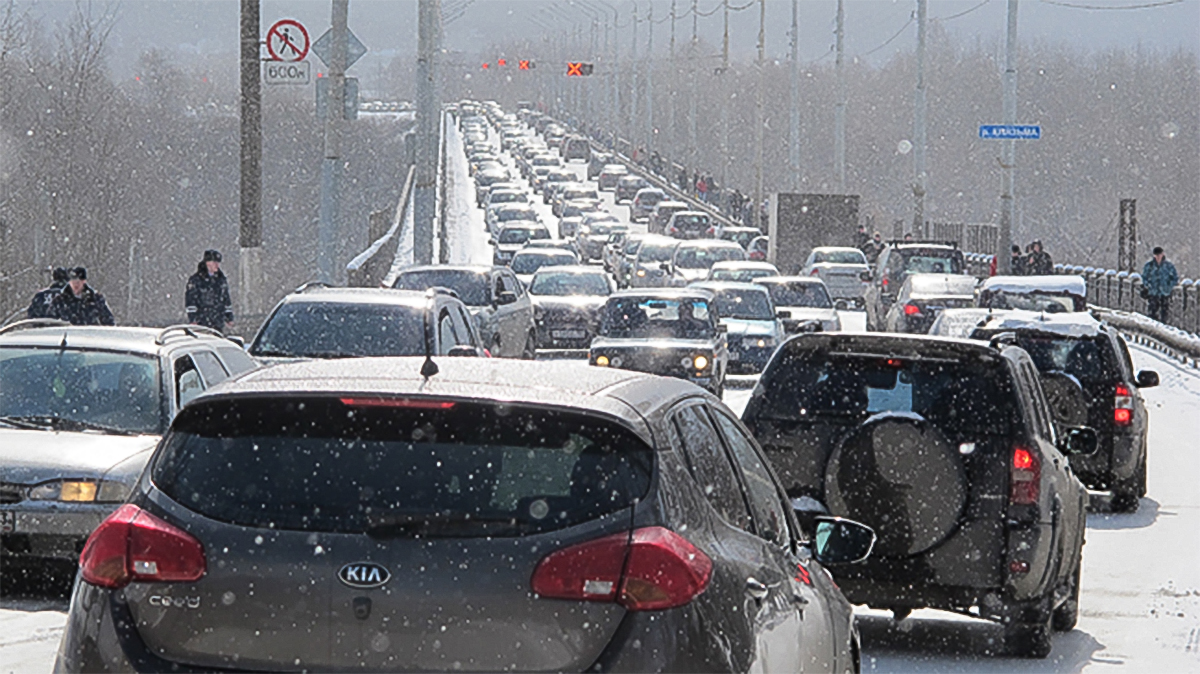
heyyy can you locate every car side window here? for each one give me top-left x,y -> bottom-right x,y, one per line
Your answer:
1015,360 -> 1055,442
491,273 -> 504,302
1114,333 -> 1136,380
710,408 -> 791,549
671,405 -> 753,532
191,350 -> 229,387
437,309 -> 457,355
174,355 -> 204,409
501,271 -> 523,297
449,305 -> 478,347
216,346 -> 258,375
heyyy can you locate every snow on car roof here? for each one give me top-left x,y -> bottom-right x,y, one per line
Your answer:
906,273 -> 978,296
980,275 -> 1087,296
976,309 -> 1104,337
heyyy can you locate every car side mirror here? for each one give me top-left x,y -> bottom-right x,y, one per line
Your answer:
812,516 -> 875,566
776,310 -> 792,319
495,290 -> 518,306
488,238 -> 497,246
1059,426 -> 1099,456
859,270 -> 872,282
1136,370 -> 1159,388
447,345 -> 480,358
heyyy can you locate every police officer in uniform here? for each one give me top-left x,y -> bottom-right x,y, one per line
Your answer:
186,249 -> 234,332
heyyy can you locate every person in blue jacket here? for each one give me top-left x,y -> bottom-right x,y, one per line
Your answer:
1141,246 -> 1178,324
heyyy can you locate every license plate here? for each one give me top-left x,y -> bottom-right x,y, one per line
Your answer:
729,351 -> 741,361
552,329 -> 586,339
1,511 -> 14,534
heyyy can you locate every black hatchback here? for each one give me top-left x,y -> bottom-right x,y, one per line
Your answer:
57,358 -> 874,673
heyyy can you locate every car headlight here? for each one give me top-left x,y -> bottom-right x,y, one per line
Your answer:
754,337 -> 775,348
27,479 -> 128,503
595,355 -> 610,367
636,269 -> 646,277
693,355 -> 709,370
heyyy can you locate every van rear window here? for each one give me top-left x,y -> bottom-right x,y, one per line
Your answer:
153,398 -> 653,536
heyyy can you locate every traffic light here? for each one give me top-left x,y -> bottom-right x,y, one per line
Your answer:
566,62 -> 593,76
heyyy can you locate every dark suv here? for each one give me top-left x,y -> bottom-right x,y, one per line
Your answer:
970,312 -> 1158,512
742,332 -> 1093,658
863,241 -> 967,331
58,357 -> 874,673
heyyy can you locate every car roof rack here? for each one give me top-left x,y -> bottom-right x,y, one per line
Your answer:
0,318 -> 70,335
155,324 -> 227,345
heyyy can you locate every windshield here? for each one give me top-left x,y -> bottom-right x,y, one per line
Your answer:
723,230 -> 758,247
814,250 -> 867,265
392,270 -> 488,306
675,245 -> 746,269
638,242 -> 678,263
530,272 -> 612,296
601,297 -> 715,339
496,208 -> 538,222
763,282 -> 833,308
252,303 -> 425,359
498,227 -> 548,244
511,252 -> 574,275
154,398 -> 652,536
0,347 -> 162,434
712,288 -> 774,320
672,214 -> 709,228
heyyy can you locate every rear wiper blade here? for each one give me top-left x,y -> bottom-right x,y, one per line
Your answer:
365,511 -> 527,538
0,415 -> 139,436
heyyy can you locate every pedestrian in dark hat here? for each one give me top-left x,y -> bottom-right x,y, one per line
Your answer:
26,267 -> 69,319
49,267 -> 115,325
1141,246 -> 1178,324
186,249 -> 233,332
1009,245 -> 1028,276
1027,240 -> 1054,275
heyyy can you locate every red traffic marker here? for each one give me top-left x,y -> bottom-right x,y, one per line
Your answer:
498,58 -> 507,67
481,62 -> 490,70
518,60 -> 530,70
566,62 -> 583,76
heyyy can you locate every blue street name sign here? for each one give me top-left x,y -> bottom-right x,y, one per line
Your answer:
979,124 -> 1041,140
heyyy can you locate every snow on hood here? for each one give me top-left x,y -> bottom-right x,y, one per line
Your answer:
0,428 -> 160,484
978,309 -> 1103,337
930,308 -> 1007,337
981,275 -> 1087,297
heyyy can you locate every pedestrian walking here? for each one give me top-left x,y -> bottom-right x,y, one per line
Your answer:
861,231 -> 886,264
186,249 -> 234,333
1026,240 -> 1054,275
696,175 -> 708,203
1141,246 -> 1178,324
854,225 -> 869,249
1009,245 -> 1028,276
26,267 -> 69,319
49,267 -> 115,325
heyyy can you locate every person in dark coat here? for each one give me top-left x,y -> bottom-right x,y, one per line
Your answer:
1141,246 -> 1179,324
49,267 -> 115,325
1027,240 -> 1054,275
861,231 -> 886,265
186,249 -> 234,332
854,225 -> 869,249
1009,245 -> 1028,276
27,267 -> 69,319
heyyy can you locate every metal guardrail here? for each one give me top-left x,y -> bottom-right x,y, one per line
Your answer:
1092,307 -> 1200,369
346,165 -> 416,288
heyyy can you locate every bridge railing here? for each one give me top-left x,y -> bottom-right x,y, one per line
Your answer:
346,165 -> 415,288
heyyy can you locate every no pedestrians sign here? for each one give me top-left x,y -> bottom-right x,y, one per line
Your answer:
266,19 -> 310,62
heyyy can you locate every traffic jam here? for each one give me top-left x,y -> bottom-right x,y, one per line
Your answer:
0,101 -> 1165,672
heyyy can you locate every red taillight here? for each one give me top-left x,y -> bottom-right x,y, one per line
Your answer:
339,397 -> 457,409
531,526 -> 712,611
882,278 -> 889,290
1114,384 -> 1133,426
1010,447 -> 1040,505
903,303 -> 921,316
809,268 -> 821,276
80,504 -> 206,589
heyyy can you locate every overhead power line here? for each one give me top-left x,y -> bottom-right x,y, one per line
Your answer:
937,0 -> 991,21
1041,0 -> 1183,9
858,14 -> 914,58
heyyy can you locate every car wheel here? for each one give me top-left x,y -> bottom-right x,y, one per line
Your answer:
1004,599 -> 1054,658
522,330 -> 537,360
1052,556 -> 1082,632
1112,453 -> 1146,512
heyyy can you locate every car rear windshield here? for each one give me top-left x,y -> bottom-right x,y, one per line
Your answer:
498,227 -> 548,244
763,282 -> 832,308
392,270 -> 488,307
755,351 -> 1012,432
712,268 -> 774,283
979,291 -> 1078,313
496,208 -> 538,222
712,288 -> 774,320
511,252 -> 575,275
1011,335 -> 1118,384
489,192 -> 524,204
153,398 -> 653,536
252,303 -> 424,359
900,250 -> 963,274
673,214 -> 709,228
638,242 -> 678,262
814,250 -> 866,264
0,347 -> 163,435
675,245 -> 746,269
530,271 -> 611,296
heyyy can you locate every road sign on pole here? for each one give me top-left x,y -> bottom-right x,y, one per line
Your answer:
266,19 -> 310,62
979,124 -> 1041,139
264,60 -> 311,85
313,28 -> 367,69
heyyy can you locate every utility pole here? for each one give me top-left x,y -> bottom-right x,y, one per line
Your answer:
997,0 -> 1019,272
669,0 -> 676,149
912,0 -> 927,237
645,3 -> 654,154
720,0 -> 730,186
414,0 -> 439,266
630,3 -> 638,147
754,0 -> 765,229
834,0 -> 846,193
239,0 -> 262,315
318,0 -> 348,283
788,0 -> 800,189
688,0 -> 698,167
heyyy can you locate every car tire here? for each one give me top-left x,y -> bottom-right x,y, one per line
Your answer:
1052,556 -> 1082,632
1112,452 -> 1146,513
522,331 -> 537,360
1004,595 -> 1054,658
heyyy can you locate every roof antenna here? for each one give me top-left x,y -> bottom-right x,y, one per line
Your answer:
420,290 -> 439,378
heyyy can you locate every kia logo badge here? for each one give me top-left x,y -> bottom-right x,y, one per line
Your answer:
338,562 -> 390,589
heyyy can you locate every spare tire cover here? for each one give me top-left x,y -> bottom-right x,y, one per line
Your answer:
1040,371 -> 1089,427
824,413 -> 967,558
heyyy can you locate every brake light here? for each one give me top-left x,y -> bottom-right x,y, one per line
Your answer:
1114,384 -> 1133,426
531,526 -> 712,610
80,504 -> 206,589
339,398 -> 457,409
882,278 -> 889,290
1010,447 -> 1040,505
903,303 -> 921,316
810,268 -> 821,276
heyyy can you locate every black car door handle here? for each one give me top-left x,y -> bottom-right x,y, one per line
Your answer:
745,577 -> 769,601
